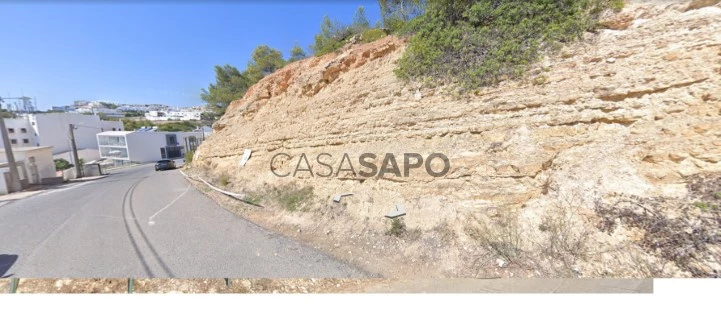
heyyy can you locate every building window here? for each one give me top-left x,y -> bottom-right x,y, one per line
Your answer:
98,135 -> 127,147
166,134 -> 178,146
21,128 -> 27,133
100,146 -> 129,159
22,139 -> 29,144
10,139 -> 17,144
7,128 -> 14,133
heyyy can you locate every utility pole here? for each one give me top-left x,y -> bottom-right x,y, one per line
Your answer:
69,124 -> 82,179
0,116 -> 22,193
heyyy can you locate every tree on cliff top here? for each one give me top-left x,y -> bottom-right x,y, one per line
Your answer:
246,45 -> 286,83
352,6 -> 371,33
289,42 -> 308,62
202,46 -> 287,116
201,64 -> 251,115
310,16 -> 353,56
378,0 -> 426,32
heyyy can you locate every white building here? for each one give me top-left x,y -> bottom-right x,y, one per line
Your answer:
0,118 -> 36,148
97,130 -> 203,165
0,113 -> 124,155
1,146 -> 58,194
145,110 -> 206,121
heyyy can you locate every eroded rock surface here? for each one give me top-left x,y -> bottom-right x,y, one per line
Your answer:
192,1 -> 721,278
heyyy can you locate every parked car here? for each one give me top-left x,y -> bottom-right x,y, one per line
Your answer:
155,159 -> 176,171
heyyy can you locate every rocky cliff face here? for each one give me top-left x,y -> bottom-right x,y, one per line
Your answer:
191,1 -> 721,278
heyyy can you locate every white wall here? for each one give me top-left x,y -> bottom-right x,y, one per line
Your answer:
126,132 -> 168,163
0,147 -> 56,184
30,113 -> 106,154
101,120 -> 124,132
53,148 -> 102,163
25,148 -> 56,181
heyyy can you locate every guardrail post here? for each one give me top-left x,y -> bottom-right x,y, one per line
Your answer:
128,278 -> 134,294
10,278 -> 18,293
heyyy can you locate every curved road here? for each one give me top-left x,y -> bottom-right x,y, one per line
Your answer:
0,164 -> 366,278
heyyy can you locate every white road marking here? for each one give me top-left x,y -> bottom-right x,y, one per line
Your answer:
148,184 -> 191,225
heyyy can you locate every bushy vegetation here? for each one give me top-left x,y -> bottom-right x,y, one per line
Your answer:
202,0 -> 622,115
219,173 -> 230,187
395,0 -> 623,88
269,185 -> 314,212
99,102 -> 118,109
157,120 -> 199,132
185,150 -> 194,164
310,16 -> 355,56
361,28 -> 388,43
54,158 -> 73,171
121,118 -> 202,132
123,111 -> 145,118
1,109 -> 17,119
310,6 -> 392,56
386,217 -> 407,237
378,0 -> 426,33
121,118 -> 154,131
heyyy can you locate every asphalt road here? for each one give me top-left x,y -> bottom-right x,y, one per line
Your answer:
0,164 -> 366,278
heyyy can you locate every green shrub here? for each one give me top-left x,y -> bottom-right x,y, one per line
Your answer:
219,174 -> 230,187
694,201 -> 710,211
122,118 -> 154,131
609,0 -> 624,11
54,158 -> 73,171
361,28 -> 388,43
396,0 -> 623,88
244,192 -> 264,205
270,185 -> 314,212
532,74 -> 548,85
157,121 -> 199,132
386,217 -> 407,237
185,150 -> 194,164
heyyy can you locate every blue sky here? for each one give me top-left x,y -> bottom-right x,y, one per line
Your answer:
0,2 -> 381,110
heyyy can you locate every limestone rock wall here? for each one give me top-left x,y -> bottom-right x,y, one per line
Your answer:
192,1 -> 721,277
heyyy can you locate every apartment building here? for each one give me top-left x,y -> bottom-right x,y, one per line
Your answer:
0,118 -> 37,148
0,113 -> 124,154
